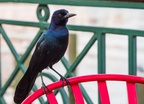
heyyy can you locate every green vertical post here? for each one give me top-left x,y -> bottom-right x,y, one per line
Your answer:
0,33 -> 3,104
128,35 -> 137,75
68,34 -> 77,104
97,32 -> 106,74
97,32 -> 106,104
0,33 -> 1,89
129,35 -> 144,104
0,32 -> 4,104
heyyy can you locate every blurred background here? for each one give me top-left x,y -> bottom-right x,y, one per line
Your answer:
0,2 -> 144,104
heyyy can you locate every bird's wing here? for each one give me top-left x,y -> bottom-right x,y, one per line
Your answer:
36,32 -> 46,48
29,33 -> 49,69
29,31 -> 61,70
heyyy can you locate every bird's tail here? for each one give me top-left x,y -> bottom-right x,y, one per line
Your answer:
14,66 -> 39,104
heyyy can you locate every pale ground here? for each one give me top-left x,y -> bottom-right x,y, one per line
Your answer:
1,3 -> 144,104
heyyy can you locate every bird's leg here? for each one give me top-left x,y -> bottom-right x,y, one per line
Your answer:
40,72 -> 50,93
50,66 -> 70,86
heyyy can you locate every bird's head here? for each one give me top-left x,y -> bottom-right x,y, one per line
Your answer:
51,9 -> 76,26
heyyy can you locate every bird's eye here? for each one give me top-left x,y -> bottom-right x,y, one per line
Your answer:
58,14 -> 62,17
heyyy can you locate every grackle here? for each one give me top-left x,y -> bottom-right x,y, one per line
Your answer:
14,9 -> 76,104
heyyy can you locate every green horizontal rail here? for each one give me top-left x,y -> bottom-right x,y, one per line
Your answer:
0,0 -> 144,9
0,19 -> 144,36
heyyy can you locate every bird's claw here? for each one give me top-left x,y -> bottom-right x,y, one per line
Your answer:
42,83 -> 51,94
60,76 -> 70,86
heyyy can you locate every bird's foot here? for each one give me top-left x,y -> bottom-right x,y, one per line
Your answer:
49,66 -> 70,86
60,76 -> 70,86
42,82 -> 51,94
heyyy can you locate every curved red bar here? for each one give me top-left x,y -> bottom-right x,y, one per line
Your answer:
22,74 -> 144,104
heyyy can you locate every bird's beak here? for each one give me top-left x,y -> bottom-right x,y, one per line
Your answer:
64,13 -> 76,19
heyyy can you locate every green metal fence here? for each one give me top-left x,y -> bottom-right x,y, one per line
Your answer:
0,0 -> 144,104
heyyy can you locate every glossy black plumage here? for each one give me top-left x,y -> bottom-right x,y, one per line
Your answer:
14,9 -> 76,104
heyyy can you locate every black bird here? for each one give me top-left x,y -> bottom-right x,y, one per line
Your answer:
14,9 -> 76,104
